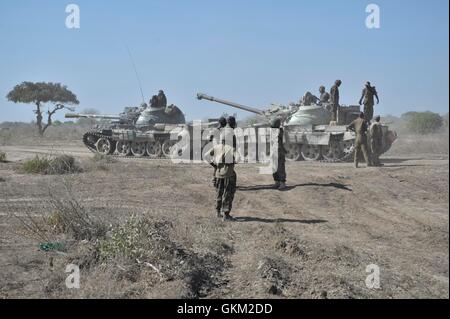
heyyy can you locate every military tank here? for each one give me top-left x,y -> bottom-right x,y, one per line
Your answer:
197,93 -> 397,162
66,104 -> 187,158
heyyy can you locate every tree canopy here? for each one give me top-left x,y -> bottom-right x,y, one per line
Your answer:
402,111 -> 444,134
7,82 -> 79,105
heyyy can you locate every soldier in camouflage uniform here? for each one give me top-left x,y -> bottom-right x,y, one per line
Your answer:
271,118 -> 287,190
329,80 -> 342,122
369,115 -> 383,166
302,91 -> 318,106
211,116 -> 227,187
319,86 -> 330,103
348,112 -> 372,168
150,95 -> 159,108
208,122 -> 239,221
157,90 -> 167,108
359,82 -> 379,122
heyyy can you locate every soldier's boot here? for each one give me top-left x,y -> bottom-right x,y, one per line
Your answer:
278,182 -> 287,190
273,181 -> 281,189
216,210 -> 222,218
222,212 -> 236,222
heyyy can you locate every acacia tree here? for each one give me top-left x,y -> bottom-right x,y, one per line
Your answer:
6,82 -> 79,136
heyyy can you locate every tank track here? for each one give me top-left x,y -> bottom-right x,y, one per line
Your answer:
317,150 -> 354,163
82,131 -> 170,160
82,130 -> 356,162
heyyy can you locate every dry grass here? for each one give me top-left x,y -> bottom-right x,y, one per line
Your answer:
10,179 -> 229,298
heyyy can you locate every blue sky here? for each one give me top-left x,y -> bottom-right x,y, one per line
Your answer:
0,0 -> 448,122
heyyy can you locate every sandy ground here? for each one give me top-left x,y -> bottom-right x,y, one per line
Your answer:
0,140 -> 448,299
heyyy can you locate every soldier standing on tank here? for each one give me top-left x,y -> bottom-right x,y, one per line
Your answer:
369,115 -> 383,166
207,117 -> 238,221
330,80 -> 342,123
319,86 -> 330,103
359,82 -> 379,123
271,117 -> 287,190
157,90 -> 167,107
347,112 -> 372,168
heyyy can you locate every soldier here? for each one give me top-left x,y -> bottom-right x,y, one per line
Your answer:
150,95 -> 158,108
319,86 -> 330,103
330,80 -> 342,123
157,90 -> 167,108
369,115 -> 383,166
271,117 -> 287,190
208,123 -> 238,221
301,91 -> 319,106
211,116 -> 227,188
359,82 -> 379,122
347,112 -> 372,168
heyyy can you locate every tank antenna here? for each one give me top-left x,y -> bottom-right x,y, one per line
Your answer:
126,44 -> 146,104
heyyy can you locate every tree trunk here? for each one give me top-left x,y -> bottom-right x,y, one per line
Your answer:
35,102 -> 44,137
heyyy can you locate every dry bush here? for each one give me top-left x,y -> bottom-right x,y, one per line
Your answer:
21,155 -> 82,175
11,178 -> 108,245
47,197 -> 108,241
99,216 -> 184,280
0,151 -> 6,162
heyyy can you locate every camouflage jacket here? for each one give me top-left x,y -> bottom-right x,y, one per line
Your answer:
330,85 -> 340,105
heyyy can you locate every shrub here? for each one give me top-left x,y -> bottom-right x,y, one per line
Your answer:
402,111 -> 444,134
0,151 -> 6,162
47,196 -> 108,241
99,216 -> 184,280
14,191 -> 108,242
22,155 -> 82,174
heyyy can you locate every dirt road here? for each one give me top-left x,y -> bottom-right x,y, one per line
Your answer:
0,142 -> 448,298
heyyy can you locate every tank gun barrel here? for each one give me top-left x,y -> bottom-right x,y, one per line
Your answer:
197,93 -> 264,116
65,113 -> 121,120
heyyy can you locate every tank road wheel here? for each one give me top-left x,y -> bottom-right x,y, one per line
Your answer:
131,142 -> 147,157
341,140 -> 355,162
116,140 -> 131,156
162,140 -> 176,158
96,138 -> 114,155
300,144 -> 321,161
322,142 -> 343,161
284,143 -> 301,161
146,141 -> 162,159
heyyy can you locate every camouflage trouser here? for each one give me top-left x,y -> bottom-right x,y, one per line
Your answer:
364,103 -> 374,122
331,104 -> 339,122
273,155 -> 286,183
215,174 -> 237,214
354,138 -> 371,167
370,142 -> 382,165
